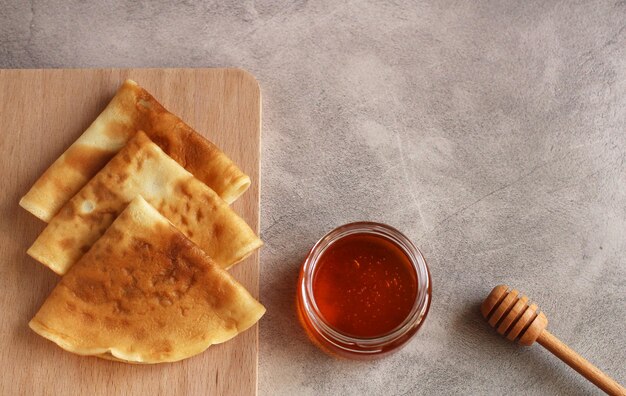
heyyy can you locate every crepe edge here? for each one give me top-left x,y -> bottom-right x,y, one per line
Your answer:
26,242 -> 67,275
30,303 -> 265,364
222,175 -> 252,205
19,195 -> 52,222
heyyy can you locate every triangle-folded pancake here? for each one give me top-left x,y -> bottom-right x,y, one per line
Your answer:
29,196 -> 265,364
28,130 -> 261,275
20,79 -> 250,222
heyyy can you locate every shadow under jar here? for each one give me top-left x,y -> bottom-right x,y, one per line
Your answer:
297,222 -> 431,359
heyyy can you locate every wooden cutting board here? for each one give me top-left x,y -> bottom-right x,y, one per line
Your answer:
0,69 -> 261,395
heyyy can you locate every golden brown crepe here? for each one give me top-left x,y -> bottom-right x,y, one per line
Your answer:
27,131 -> 261,275
29,196 -> 265,364
20,79 -> 250,222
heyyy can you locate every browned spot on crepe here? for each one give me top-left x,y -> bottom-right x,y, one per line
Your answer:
59,238 -> 75,250
64,145 -> 114,178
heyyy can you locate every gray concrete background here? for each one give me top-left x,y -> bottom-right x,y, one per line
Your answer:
2,1 -> 625,395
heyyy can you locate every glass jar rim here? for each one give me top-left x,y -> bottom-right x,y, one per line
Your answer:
299,222 -> 431,352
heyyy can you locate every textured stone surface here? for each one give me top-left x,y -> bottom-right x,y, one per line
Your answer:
2,1 -> 625,394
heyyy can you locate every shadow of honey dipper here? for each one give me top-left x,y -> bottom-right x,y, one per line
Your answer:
481,285 -> 625,396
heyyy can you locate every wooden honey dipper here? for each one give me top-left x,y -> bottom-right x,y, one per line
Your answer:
481,285 -> 625,395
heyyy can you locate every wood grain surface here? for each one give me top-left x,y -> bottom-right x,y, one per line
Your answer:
0,69 -> 261,396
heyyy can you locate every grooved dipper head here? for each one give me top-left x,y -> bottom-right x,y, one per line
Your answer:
481,285 -> 548,346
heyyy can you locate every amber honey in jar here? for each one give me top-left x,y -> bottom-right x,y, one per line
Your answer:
297,222 -> 431,359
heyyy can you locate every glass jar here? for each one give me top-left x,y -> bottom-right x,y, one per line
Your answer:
297,222 -> 431,359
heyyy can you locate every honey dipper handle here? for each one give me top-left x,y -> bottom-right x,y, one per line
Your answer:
537,330 -> 626,395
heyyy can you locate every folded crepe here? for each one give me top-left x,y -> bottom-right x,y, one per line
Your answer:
20,79 -> 250,222
29,196 -> 265,364
28,131 -> 261,275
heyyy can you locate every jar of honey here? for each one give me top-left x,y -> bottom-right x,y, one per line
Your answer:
297,222 -> 431,359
